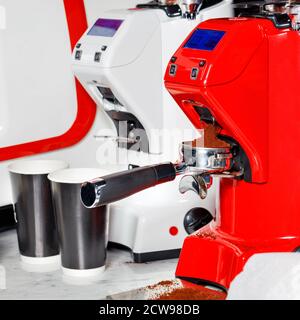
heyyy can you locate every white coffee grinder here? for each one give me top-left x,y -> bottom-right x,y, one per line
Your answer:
72,0 -> 233,262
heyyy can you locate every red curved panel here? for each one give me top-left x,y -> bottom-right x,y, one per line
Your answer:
0,0 -> 96,161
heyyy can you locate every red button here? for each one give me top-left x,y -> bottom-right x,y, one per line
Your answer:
169,226 -> 178,236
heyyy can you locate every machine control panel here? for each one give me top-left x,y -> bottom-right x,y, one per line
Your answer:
72,10 -> 161,69
72,18 -> 126,67
165,28 -> 227,82
164,18 -> 277,87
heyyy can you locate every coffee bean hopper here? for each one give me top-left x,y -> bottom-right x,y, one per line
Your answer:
81,7 -> 300,291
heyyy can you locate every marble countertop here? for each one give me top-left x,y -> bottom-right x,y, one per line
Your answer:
0,230 -> 178,300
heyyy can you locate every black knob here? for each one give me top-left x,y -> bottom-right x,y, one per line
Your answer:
184,208 -> 213,235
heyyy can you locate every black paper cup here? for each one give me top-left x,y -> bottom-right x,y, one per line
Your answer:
48,168 -> 109,277
8,160 -> 68,265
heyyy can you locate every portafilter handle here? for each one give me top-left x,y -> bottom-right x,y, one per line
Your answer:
81,162 -> 177,208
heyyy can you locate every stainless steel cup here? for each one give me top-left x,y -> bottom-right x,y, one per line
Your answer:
48,168 -> 109,277
8,160 -> 69,264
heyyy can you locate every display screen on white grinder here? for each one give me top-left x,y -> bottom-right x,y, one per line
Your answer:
88,19 -> 124,37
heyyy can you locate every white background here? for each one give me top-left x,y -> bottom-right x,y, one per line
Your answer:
0,0 -> 140,148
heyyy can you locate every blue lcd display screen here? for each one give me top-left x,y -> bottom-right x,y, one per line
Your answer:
87,19 -> 123,37
184,29 -> 225,51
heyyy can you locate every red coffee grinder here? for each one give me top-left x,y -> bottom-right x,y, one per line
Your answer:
164,11 -> 300,290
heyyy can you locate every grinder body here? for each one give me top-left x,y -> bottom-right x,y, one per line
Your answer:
165,16 -> 300,289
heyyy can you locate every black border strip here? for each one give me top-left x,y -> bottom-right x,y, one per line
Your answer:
0,204 -> 16,232
108,242 -> 181,263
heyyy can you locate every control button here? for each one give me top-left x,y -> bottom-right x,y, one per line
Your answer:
191,67 -> 199,80
75,50 -> 82,60
171,56 -> 177,63
76,43 -> 81,49
199,60 -> 206,67
94,52 -> 101,62
101,45 -> 107,51
169,64 -> 177,76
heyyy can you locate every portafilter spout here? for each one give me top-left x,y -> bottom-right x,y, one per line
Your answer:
179,173 -> 212,200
